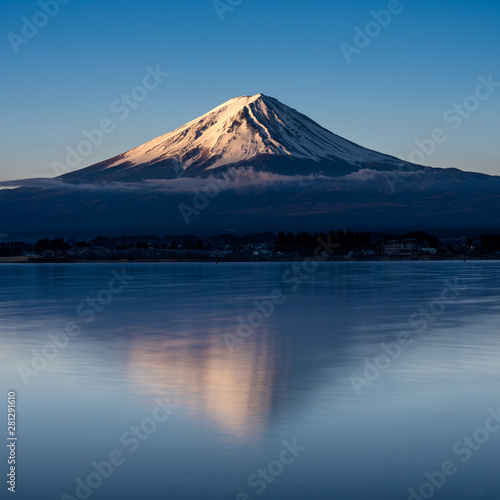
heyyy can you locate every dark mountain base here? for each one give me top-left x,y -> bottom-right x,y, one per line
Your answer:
2,177 -> 499,241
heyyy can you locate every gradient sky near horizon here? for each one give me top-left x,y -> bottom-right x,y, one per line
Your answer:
2,0 -> 499,181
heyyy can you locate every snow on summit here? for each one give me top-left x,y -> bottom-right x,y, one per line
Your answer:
60,93 -> 409,184
100,93 -> 389,172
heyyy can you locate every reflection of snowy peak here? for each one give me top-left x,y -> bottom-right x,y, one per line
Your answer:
61,93 -> 406,183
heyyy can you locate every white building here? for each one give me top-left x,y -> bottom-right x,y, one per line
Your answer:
421,247 -> 437,255
383,239 -> 420,255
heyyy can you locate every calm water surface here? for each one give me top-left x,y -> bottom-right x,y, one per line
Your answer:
1,262 -> 500,500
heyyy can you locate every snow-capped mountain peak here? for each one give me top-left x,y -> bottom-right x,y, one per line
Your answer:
61,93 -> 404,183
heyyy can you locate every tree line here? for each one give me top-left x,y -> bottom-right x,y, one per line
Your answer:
276,229 -> 371,254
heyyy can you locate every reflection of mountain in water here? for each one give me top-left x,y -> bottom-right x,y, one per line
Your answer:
126,328 -> 276,438
120,262 -> 489,441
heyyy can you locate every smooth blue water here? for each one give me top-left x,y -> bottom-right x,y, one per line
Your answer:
2,262 -> 500,500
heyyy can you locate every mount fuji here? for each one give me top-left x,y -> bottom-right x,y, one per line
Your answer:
59,93 -> 415,184
1,94 -> 499,239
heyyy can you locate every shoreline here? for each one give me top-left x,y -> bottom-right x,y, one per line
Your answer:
1,256 -> 499,264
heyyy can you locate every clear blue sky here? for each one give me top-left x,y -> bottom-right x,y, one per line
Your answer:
2,0 -> 499,181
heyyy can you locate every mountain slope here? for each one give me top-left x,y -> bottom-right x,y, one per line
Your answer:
60,94 -> 412,183
1,93 -> 499,240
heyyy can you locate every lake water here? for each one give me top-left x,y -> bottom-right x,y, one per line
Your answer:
2,262 -> 500,500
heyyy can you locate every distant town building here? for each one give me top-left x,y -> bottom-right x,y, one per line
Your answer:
383,239 -> 422,255
421,247 -> 437,255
